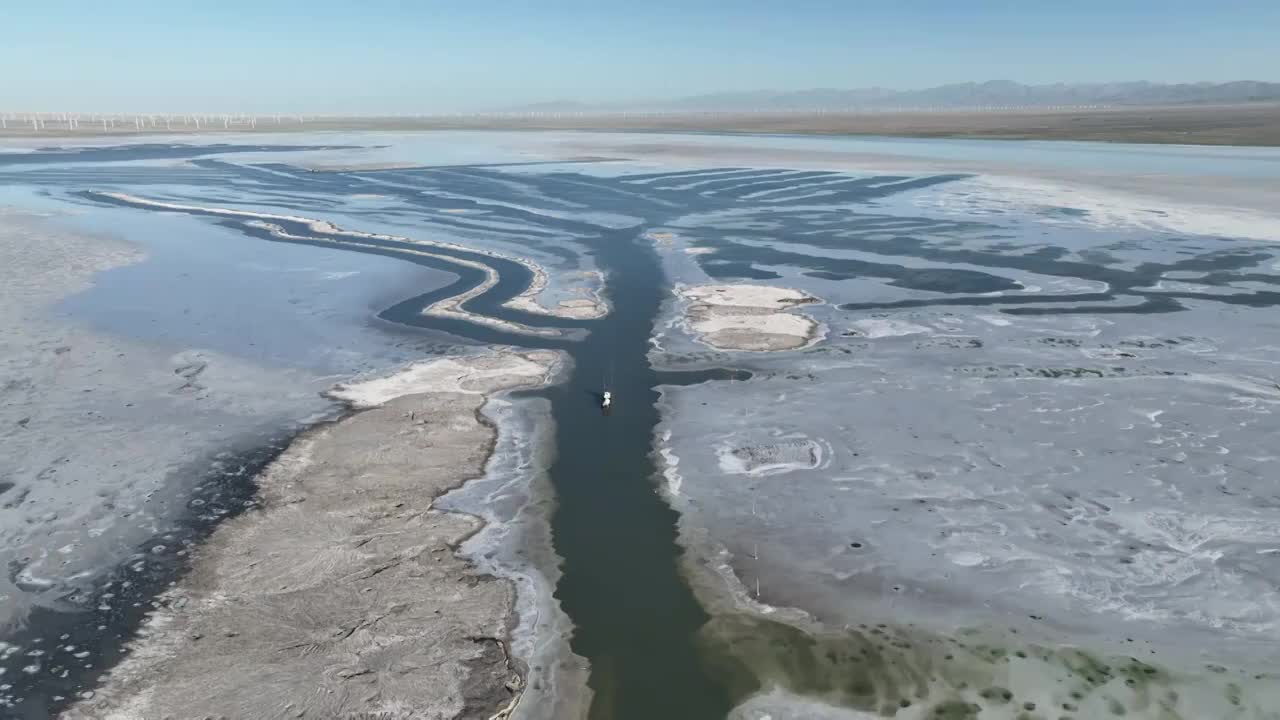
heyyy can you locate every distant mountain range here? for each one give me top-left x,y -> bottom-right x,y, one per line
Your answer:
507,81 -> 1280,113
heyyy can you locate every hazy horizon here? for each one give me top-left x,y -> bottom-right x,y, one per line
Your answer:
6,1 -> 1280,114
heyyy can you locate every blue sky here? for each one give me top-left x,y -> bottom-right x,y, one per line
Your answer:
4,1 -> 1278,113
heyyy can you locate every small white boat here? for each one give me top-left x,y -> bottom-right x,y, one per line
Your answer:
601,390 -> 612,409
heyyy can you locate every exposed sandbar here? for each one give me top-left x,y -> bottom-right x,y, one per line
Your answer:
506,269 -> 608,321
64,349 -> 574,719
676,283 -> 823,351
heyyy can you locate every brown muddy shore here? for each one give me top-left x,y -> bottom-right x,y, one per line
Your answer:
3,104 -> 1280,146
64,351 -> 574,720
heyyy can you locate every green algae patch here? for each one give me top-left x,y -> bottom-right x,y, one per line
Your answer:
706,612 -> 1280,719
698,614 -> 936,711
978,686 -> 1015,704
928,700 -> 982,718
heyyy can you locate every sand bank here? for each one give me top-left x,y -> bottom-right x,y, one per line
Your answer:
676,283 -> 823,351
244,219 -> 561,338
505,269 -> 608,321
64,349 -> 572,719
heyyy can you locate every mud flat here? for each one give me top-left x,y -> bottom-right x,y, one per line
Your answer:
63,348 -> 587,720
0,208 -> 337,638
658,343 -> 1280,719
638,146 -> 1280,717
676,284 -> 823,351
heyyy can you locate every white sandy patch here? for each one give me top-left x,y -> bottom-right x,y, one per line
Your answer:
677,283 -> 823,352
658,430 -> 684,496
948,550 -> 989,568
715,436 -> 827,477
701,312 -> 815,338
645,230 -> 676,247
1136,279 -> 1214,293
328,349 -> 560,408
730,689 -> 880,720
683,284 -> 814,309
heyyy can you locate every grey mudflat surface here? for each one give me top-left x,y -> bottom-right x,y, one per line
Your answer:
0,210 -> 327,634
641,145 -> 1280,716
65,390 -> 525,720
661,315 -> 1280,656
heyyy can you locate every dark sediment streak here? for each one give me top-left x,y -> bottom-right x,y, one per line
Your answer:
0,429 -> 304,718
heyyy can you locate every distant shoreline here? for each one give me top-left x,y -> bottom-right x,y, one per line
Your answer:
2,103 -> 1279,146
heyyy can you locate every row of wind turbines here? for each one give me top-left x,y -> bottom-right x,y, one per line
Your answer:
1,104 -> 1127,133
0,112 -> 312,133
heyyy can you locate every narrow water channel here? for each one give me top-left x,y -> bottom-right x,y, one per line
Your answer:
536,227 -> 735,719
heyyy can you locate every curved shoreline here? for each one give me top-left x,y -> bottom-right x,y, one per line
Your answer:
64,348 -> 575,719
438,393 -> 592,720
247,219 -> 564,337
90,191 -> 608,326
